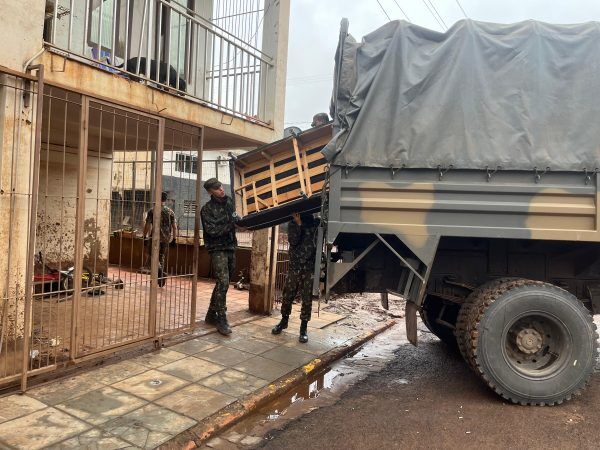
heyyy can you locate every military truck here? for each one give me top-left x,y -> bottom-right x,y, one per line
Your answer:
315,19 -> 600,406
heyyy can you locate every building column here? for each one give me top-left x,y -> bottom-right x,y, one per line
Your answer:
248,226 -> 279,314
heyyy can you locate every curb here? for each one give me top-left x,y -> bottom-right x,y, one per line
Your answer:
162,319 -> 397,449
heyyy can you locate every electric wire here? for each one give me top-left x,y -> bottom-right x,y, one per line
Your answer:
392,0 -> 411,21
421,0 -> 446,30
427,0 -> 448,29
376,0 -> 392,21
455,0 -> 469,18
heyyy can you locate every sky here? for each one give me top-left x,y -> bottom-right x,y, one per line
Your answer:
283,0 -> 600,130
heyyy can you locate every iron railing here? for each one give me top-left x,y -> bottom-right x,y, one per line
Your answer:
44,0 -> 273,123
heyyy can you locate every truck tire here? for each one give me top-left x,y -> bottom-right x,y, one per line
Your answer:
420,294 -> 459,348
468,280 -> 598,405
455,277 -> 521,369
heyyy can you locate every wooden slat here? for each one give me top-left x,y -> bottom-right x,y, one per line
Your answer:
242,151 -> 325,185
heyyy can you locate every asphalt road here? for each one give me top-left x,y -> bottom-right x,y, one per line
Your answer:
258,332 -> 600,450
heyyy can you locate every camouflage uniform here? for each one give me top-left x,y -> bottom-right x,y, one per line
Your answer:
280,215 -> 319,322
145,205 -> 176,269
201,195 -> 237,316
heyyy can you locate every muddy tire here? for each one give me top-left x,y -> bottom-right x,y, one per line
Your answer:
468,280 -> 598,405
455,278 -> 518,369
420,294 -> 460,348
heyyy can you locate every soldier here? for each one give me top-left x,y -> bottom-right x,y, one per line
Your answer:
311,112 -> 329,128
143,191 -> 177,287
272,212 -> 319,343
201,178 -> 238,335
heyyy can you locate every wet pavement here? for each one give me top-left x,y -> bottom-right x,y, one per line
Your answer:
0,307 -> 352,450
205,318 -> 600,450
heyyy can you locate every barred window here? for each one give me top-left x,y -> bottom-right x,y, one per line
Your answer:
175,153 -> 197,173
183,200 -> 197,216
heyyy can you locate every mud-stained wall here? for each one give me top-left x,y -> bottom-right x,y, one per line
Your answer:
0,78 -> 36,339
36,147 -> 112,275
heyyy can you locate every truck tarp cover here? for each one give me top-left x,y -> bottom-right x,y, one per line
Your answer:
323,20 -> 600,171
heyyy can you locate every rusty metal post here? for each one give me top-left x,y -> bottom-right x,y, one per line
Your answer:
190,128 -> 204,327
148,118 -> 164,337
70,96 -> 89,360
20,65 -> 44,392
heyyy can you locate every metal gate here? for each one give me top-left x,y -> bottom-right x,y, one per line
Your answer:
1,67 -> 207,391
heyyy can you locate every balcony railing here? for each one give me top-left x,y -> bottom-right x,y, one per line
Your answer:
43,0 -> 273,124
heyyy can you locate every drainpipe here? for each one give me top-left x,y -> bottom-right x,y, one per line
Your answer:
23,47 -> 46,72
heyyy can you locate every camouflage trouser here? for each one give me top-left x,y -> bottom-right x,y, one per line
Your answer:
208,250 -> 235,315
158,243 -> 169,269
280,257 -> 314,322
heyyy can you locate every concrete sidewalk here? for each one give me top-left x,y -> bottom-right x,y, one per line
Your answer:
0,308 -> 356,450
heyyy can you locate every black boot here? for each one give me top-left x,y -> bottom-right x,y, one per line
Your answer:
271,316 -> 289,335
216,314 -> 232,336
204,309 -> 218,326
299,320 -> 308,343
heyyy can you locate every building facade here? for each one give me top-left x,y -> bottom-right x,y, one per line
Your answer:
0,0 -> 289,389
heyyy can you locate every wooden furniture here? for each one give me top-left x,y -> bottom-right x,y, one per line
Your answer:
234,123 -> 331,217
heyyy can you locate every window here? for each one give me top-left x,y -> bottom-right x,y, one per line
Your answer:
183,200 -> 197,216
175,153 -> 197,173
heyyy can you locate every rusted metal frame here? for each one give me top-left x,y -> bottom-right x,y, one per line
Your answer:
20,67 -> 44,391
106,111 -> 117,347
291,138 -> 307,196
70,96 -> 90,360
72,334 -> 153,363
0,65 -> 37,82
149,118 -> 165,337
374,233 -> 424,282
190,127 -> 203,328
90,104 -> 103,346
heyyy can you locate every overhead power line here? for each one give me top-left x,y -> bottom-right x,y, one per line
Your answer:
427,0 -> 448,29
455,0 -> 468,18
421,0 -> 446,30
376,0 -> 392,21
392,0 -> 410,21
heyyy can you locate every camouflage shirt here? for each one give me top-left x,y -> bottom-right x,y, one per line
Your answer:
201,195 -> 238,252
146,205 -> 176,243
287,215 -> 319,264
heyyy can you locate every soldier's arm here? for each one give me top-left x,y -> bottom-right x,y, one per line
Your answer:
143,210 -> 152,238
201,206 -> 233,237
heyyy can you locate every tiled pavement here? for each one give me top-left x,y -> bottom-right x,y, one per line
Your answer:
0,307 -> 347,450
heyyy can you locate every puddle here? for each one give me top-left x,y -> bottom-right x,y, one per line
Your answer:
219,324 -> 408,445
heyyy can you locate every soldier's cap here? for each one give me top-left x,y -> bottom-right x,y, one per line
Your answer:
311,112 -> 329,127
203,178 -> 222,191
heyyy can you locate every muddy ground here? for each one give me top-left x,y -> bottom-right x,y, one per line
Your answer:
219,294 -> 600,450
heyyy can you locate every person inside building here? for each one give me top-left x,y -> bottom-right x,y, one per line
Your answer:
310,112 -> 329,128
272,212 -> 319,343
143,191 -> 177,287
201,178 -> 239,335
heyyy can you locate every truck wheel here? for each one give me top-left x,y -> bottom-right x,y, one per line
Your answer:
469,280 -> 598,405
455,277 -> 520,370
420,294 -> 459,348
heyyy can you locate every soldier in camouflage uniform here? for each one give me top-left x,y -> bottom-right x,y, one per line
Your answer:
272,212 -> 319,343
201,178 -> 238,335
143,191 -> 177,287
